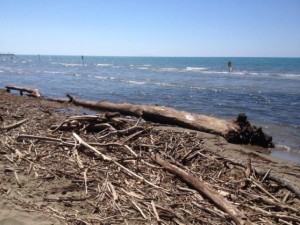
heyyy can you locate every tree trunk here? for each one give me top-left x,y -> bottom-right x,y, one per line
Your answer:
66,94 -> 273,148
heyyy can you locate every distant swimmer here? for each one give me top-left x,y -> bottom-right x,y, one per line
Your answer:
81,55 -> 84,66
227,61 -> 232,74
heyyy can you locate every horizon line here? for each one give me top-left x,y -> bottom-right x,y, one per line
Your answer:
8,54 -> 300,58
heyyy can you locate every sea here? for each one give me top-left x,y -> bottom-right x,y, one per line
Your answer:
0,55 -> 300,163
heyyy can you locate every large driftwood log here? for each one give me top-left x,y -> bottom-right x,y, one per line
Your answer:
66,94 -> 273,147
6,85 -> 41,98
150,154 -> 251,225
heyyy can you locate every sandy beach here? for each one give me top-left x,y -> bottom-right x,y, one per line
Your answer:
1,90 -> 300,225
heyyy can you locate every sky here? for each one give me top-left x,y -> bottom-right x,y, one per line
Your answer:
0,0 -> 299,57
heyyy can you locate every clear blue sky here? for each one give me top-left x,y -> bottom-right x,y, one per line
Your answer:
1,0 -> 299,57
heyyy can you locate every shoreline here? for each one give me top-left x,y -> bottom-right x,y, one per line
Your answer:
1,90 -> 300,224
1,56 -> 300,156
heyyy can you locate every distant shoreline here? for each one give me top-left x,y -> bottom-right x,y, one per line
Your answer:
0,53 -> 15,56
7,54 -> 300,59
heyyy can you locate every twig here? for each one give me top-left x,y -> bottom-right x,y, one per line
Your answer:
151,200 -> 160,222
261,169 -> 271,183
72,133 -> 112,161
192,201 -> 227,221
0,118 -> 28,131
256,170 -> 300,199
249,177 -> 280,203
108,182 -> 118,201
14,171 -> 22,187
84,168 -> 88,194
17,134 -> 74,146
114,161 -> 167,191
124,144 -> 158,168
132,200 -> 147,220
72,133 -> 167,191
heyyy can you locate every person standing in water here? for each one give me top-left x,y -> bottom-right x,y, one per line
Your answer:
81,55 -> 84,66
227,61 -> 232,74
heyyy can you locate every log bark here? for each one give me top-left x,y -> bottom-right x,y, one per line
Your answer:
150,154 -> 252,225
45,97 -> 69,103
5,85 -> 41,98
66,94 -> 273,147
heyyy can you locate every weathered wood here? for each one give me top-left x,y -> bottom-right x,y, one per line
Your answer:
5,85 -> 41,98
45,97 -> 69,103
0,118 -> 28,131
150,154 -> 251,225
256,170 -> 300,199
66,94 -> 274,147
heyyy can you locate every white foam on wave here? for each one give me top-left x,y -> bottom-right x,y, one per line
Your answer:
138,67 -> 149,70
154,82 -> 206,90
276,144 -> 292,152
51,62 -> 82,67
158,67 -> 181,72
232,71 -> 246,75
202,71 -> 228,74
63,63 -> 82,67
96,63 -> 113,67
95,76 -> 107,80
273,73 -> 300,78
126,80 -> 147,85
95,76 -> 115,80
44,71 -> 63,74
186,67 -> 206,71
154,82 -> 178,87
93,74 -> 209,91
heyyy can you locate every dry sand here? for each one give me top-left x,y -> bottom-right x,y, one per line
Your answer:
1,90 -> 299,224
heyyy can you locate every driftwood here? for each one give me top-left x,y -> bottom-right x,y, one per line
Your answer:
5,85 -> 41,98
0,118 -> 28,131
1,89 -> 299,225
256,170 -> 300,199
150,154 -> 251,225
45,97 -> 69,103
66,94 -> 273,148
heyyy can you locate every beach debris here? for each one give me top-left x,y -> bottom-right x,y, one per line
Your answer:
0,118 -> 28,131
2,86 -> 274,148
1,89 -> 299,225
150,154 -> 251,225
228,113 -> 274,147
65,94 -> 274,148
5,85 -> 41,98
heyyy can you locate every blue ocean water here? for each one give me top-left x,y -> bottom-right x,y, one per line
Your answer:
1,55 -> 300,162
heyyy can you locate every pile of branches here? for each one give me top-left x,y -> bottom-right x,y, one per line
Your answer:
1,112 -> 300,225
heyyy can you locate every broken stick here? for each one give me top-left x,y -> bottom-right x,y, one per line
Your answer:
150,154 -> 252,225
